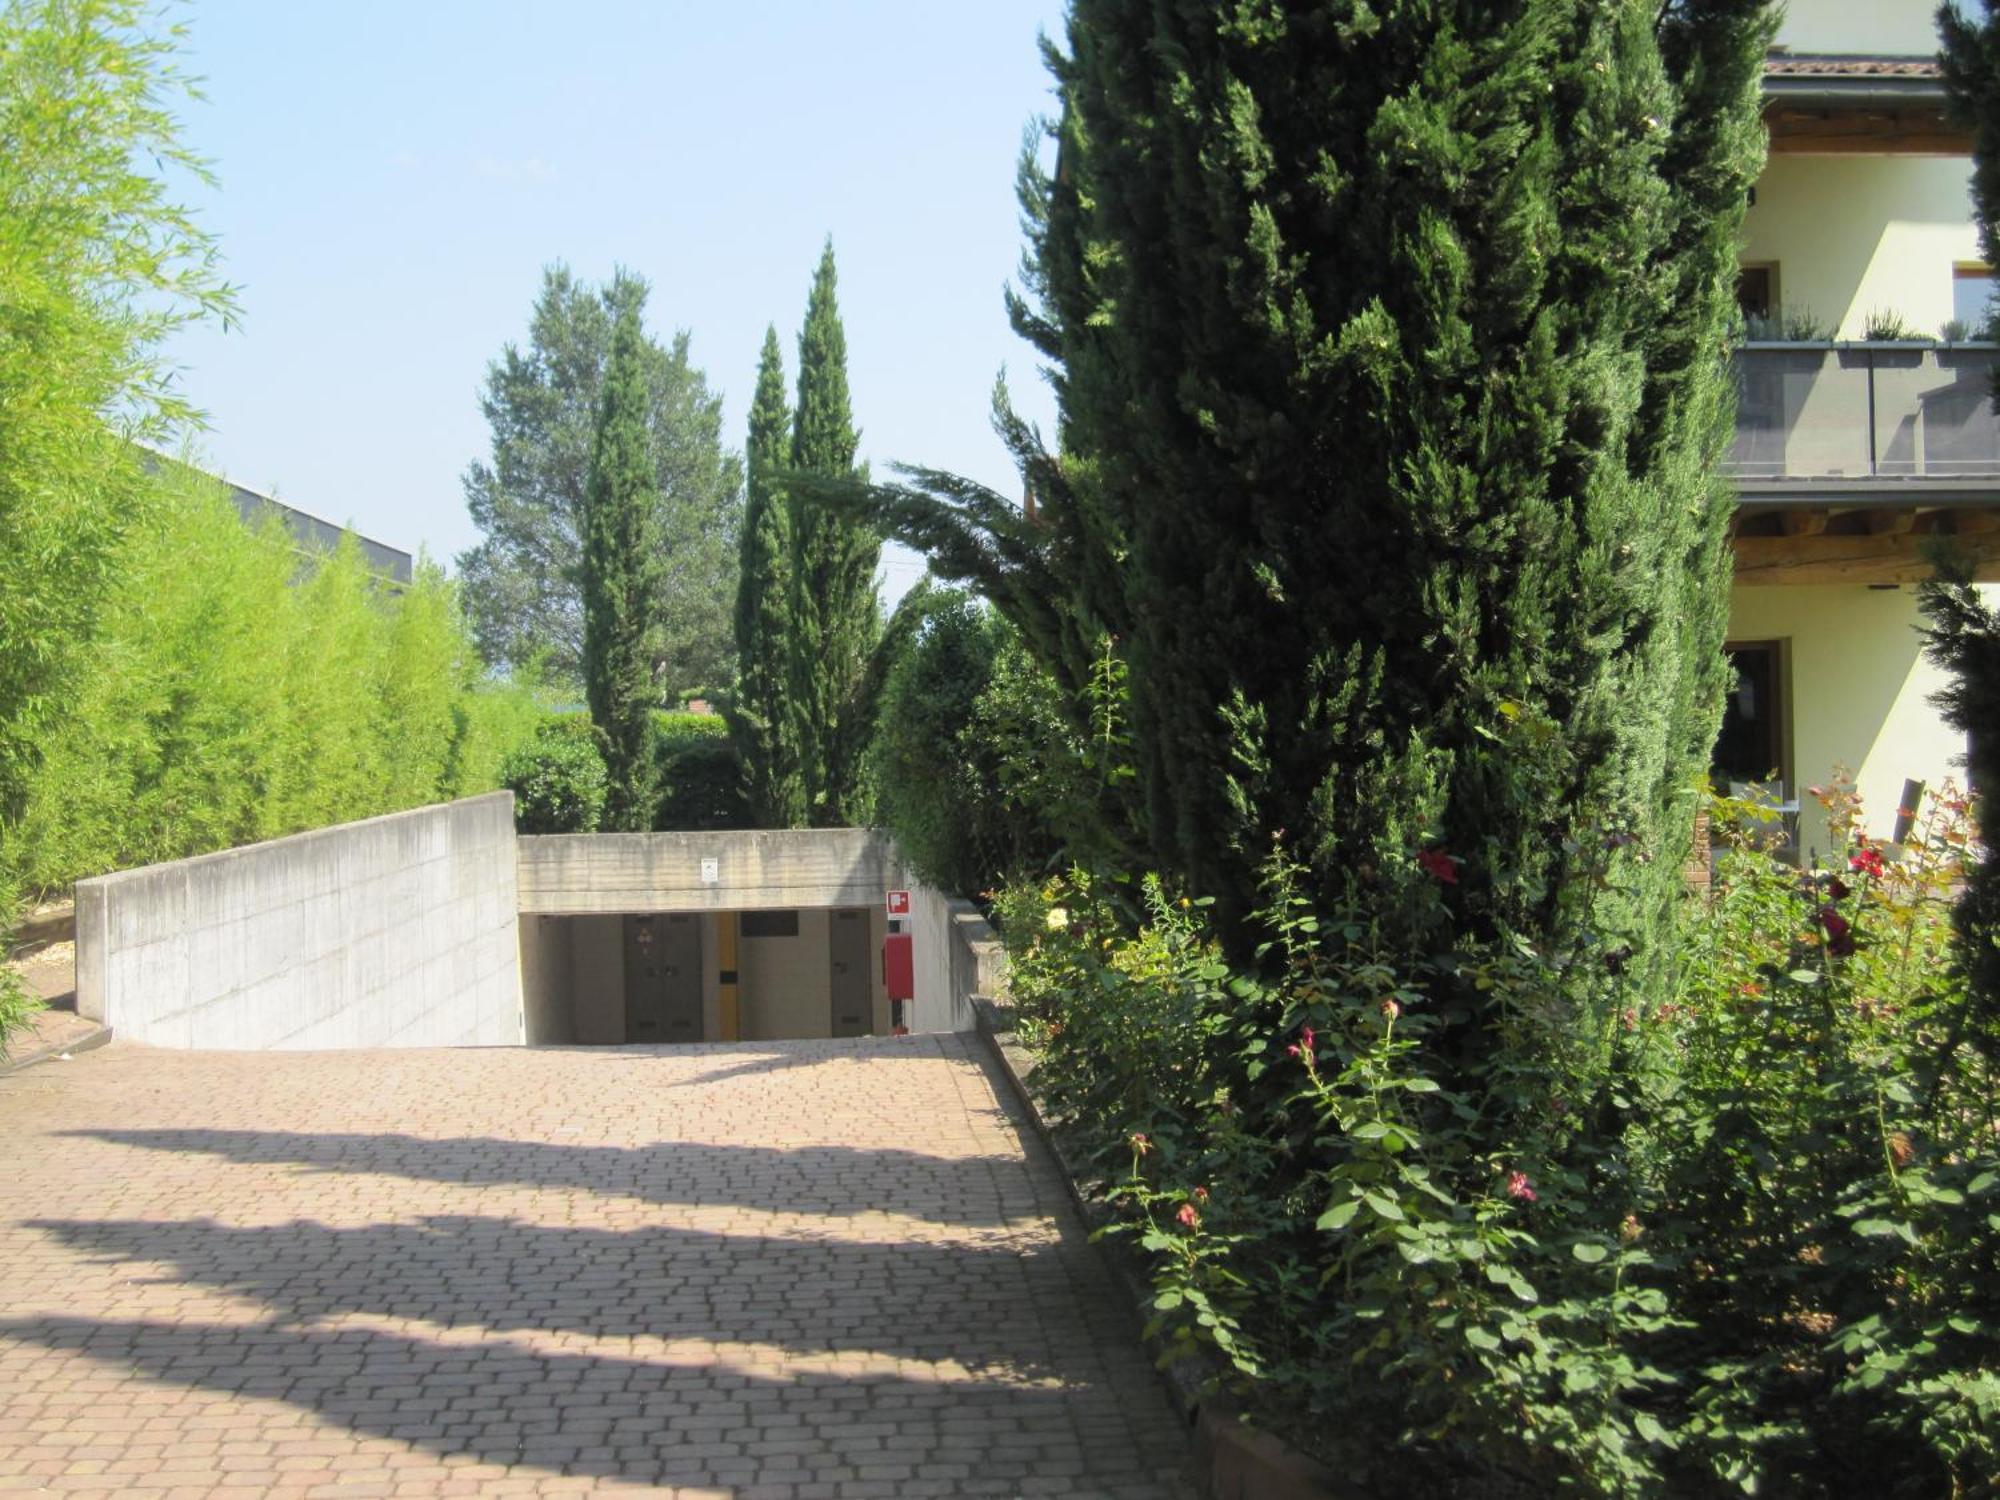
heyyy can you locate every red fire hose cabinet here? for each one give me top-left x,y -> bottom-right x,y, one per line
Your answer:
883,931 -> 914,1003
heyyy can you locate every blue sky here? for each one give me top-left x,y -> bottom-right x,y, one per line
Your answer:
164,0 -> 1068,601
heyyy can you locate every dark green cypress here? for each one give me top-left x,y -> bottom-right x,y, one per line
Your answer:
851,1 -> 1772,997
729,326 -> 807,827
786,241 -> 881,826
1932,4 -> 2000,1049
581,294 -> 663,830
1943,3 -> 2000,335
1917,558 -> 2000,1054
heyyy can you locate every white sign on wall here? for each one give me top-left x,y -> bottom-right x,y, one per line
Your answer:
700,857 -> 719,885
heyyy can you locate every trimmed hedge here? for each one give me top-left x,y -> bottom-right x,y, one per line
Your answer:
652,711 -> 746,830
502,713 -> 609,833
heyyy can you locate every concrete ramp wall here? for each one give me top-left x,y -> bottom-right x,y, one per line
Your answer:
75,793 -> 523,1050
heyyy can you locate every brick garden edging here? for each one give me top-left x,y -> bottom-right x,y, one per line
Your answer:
971,995 -> 1354,1500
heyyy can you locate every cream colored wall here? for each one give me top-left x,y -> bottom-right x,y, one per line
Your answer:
739,909 -> 832,1040
1743,155 -> 1980,340
1774,0 -> 1938,55
1727,583 -> 1986,858
869,905 -> 890,1035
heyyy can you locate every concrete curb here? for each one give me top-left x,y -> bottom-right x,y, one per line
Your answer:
0,1021 -> 113,1077
970,996 -> 1351,1500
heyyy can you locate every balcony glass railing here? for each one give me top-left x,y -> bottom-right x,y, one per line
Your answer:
1726,343 -> 2000,481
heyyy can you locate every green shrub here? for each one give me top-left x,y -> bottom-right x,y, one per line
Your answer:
870,587 -> 1075,895
0,959 -> 36,1058
652,711 -> 745,830
998,782 -> 1999,1496
3,466 -> 541,894
503,714 -> 608,834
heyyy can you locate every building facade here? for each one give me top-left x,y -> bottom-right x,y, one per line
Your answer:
1719,0 -> 2000,857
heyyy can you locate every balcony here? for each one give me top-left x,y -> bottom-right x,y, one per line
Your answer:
1727,343 -> 2000,485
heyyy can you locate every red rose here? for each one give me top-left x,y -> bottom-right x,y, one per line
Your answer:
1417,848 -> 1458,884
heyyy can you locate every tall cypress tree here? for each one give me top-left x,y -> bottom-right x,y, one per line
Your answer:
1933,3 -> 2000,1049
846,1 -> 1772,995
729,326 -> 807,827
459,269 -> 741,694
786,241 -> 881,826
581,295 -> 663,831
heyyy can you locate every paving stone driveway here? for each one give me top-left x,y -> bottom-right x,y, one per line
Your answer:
0,1036 -> 1194,1498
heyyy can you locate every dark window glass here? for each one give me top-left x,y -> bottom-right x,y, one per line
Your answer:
1713,643 -> 1783,788
1738,265 -> 1775,323
740,910 -> 799,938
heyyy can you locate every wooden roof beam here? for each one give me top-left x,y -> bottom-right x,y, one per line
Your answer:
1734,529 -> 2000,585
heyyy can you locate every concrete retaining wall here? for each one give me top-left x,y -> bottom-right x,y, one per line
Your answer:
516,828 -> 901,915
75,794 -> 523,1050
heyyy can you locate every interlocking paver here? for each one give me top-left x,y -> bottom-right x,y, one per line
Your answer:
0,1035 -> 1193,1496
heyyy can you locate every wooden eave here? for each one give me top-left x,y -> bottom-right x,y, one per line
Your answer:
1764,105 -> 1970,156
1731,492 -> 2000,584
1761,67 -> 1965,156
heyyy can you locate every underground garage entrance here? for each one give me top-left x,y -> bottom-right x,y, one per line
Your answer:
513,827 -> 966,1046
73,809 -> 999,1051
520,906 -> 891,1045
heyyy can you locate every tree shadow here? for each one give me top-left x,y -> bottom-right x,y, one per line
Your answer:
59,1129 -> 1039,1228
0,1313 -> 1190,1495
28,1212 -> 1109,1376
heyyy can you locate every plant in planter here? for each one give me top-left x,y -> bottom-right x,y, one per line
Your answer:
1744,305 -> 1831,341
1863,308 -> 1926,341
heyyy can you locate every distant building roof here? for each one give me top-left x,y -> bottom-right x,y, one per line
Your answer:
142,450 -> 414,584
1765,53 -> 1942,80
1761,51 -> 1954,125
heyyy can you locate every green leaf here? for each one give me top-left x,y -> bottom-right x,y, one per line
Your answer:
1464,1325 -> 1502,1351
1571,1241 -> 1608,1264
1317,1199 -> 1361,1231
1363,1193 -> 1406,1222
1853,1218 -> 1920,1245
1403,1077 -> 1441,1093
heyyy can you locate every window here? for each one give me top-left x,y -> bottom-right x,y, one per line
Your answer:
739,909 -> 799,939
1712,641 -> 1786,792
1738,263 -> 1778,326
1954,264 -> 1995,336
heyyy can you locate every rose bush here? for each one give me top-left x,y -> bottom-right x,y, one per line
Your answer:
996,781 -> 1998,1496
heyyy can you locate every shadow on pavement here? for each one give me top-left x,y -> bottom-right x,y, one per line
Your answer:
0,1313 -> 1187,1495
61,1128 -> 1038,1229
